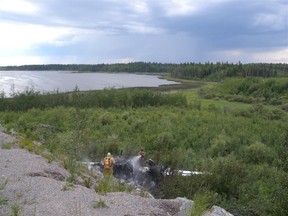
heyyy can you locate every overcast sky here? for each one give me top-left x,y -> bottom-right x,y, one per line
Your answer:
0,0 -> 287,66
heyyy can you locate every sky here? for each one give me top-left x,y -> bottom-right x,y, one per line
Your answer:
0,0 -> 287,66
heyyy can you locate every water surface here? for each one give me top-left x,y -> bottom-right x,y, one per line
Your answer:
0,71 -> 178,97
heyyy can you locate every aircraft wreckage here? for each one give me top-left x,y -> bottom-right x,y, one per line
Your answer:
83,155 -> 205,195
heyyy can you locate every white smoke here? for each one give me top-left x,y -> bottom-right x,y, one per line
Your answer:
129,155 -> 141,170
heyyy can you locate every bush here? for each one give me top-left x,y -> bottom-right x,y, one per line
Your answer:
0,88 -> 188,111
94,175 -> 132,195
159,174 -> 210,200
93,198 -> 108,208
238,164 -> 288,216
209,133 -> 233,157
242,141 -> 275,164
191,190 -> 219,216
206,156 -> 246,200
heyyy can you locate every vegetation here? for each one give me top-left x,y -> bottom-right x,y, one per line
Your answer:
170,62 -> 288,80
0,88 -> 187,111
0,198 -> 9,205
190,190 -> 218,216
2,142 -> 14,149
93,198 -> 108,208
0,72 -> 287,215
199,77 -> 288,106
0,179 -> 9,190
1,62 -> 287,81
10,203 -> 22,216
0,62 -> 174,73
95,175 -> 133,195
62,179 -> 75,191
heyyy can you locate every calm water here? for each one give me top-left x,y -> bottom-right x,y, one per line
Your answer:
0,71 -> 178,97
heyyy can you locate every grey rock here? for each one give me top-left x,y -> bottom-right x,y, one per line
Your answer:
174,197 -> 194,216
0,128 -> 231,216
0,129 -> 194,216
0,124 -> 5,132
203,205 -> 234,216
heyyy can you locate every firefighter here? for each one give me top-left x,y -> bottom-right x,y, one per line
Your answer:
138,148 -> 146,167
103,152 -> 115,175
138,148 -> 145,159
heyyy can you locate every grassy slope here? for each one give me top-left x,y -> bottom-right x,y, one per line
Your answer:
175,79 -> 286,112
0,77 -> 287,216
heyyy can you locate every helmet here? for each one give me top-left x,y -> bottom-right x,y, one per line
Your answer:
107,152 -> 111,157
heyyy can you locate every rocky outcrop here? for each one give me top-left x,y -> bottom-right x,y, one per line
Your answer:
203,205 -> 234,216
0,129 -> 193,216
0,127 -> 233,216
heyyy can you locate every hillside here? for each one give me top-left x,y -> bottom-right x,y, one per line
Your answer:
0,77 -> 287,215
0,127 -> 236,216
0,127 -> 193,216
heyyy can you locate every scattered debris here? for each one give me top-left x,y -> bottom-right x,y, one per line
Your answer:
83,155 -> 206,196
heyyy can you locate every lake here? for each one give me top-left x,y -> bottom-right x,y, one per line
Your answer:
0,71 -> 178,97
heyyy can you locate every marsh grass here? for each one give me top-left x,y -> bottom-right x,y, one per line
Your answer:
94,175 -> 133,195
0,198 -> 9,205
19,139 -> 33,151
93,197 -> 108,208
183,87 -> 251,111
10,203 -> 22,216
63,158 -> 79,183
2,142 -> 14,149
19,139 -> 44,154
0,178 -> 9,190
83,177 -> 92,188
139,189 -> 152,198
190,190 -> 218,216
41,152 -> 54,163
0,80 -> 287,215
19,139 -> 55,164
62,178 -> 75,191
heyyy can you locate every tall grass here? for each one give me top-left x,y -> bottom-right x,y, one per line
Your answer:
0,88 -> 187,111
94,175 -> 133,195
0,81 -> 287,215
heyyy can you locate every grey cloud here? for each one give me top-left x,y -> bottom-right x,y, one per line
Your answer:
1,0 -> 287,64
32,0 -> 153,31
155,0 -> 287,45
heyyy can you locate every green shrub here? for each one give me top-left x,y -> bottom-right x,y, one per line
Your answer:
0,85 -> 287,215
19,139 -> 34,151
0,88 -> 188,111
242,141 -> 275,164
0,178 -> 9,190
94,175 -> 133,195
206,156 -> 246,199
100,113 -> 112,125
209,133 -> 233,157
237,164 -> 288,216
64,157 -> 79,183
2,142 -> 13,149
207,103 -> 218,111
83,177 -> 92,188
191,190 -> 219,216
93,198 -> 108,208
0,198 -> 9,205
190,99 -> 202,110
11,203 -> 22,216
62,178 -> 75,191
41,153 -> 54,163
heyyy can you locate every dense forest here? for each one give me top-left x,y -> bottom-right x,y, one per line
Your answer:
0,64 -> 288,215
0,62 -> 174,73
1,62 -> 288,80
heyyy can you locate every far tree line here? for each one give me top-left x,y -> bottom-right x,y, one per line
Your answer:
0,62 -> 287,81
